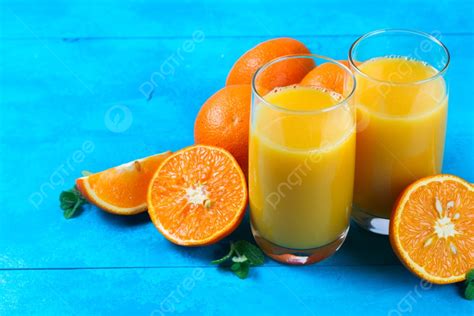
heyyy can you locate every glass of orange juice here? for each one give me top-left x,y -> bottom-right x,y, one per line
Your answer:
249,55 -> 356,265
349,29 -> 450,234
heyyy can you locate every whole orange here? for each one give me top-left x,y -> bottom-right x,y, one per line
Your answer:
226,38 -> 314,90
300,60 -> 350,95
194,85 -> 251,174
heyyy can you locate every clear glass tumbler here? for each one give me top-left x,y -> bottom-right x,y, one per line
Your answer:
349,29 -> 450,234
249,55 -> 356,264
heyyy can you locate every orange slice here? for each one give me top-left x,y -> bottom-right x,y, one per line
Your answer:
147,145 -> 247,246
390,174 -> 474,284
76,151 -> 171,215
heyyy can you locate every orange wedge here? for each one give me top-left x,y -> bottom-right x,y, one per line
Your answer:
390,174 -> 474,284
147,145 -> 247,246
76,151 -> 171,215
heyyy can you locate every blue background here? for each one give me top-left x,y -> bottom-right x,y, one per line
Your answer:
0,0 -> 473,315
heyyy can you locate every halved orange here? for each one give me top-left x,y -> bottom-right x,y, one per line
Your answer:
76,151 -> 171,215
147,145 -> 247,246
390,174 -> 474,284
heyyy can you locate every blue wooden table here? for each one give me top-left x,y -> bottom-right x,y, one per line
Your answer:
1,0 -> 473,315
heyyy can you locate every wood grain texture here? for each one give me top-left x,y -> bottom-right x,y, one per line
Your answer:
2,0 -> 473,38
0,0 -> 473,314
1,266 -> 472,315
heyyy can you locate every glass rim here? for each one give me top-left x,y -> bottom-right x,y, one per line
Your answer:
348,28 -> 450,86
251,54 -> 356,115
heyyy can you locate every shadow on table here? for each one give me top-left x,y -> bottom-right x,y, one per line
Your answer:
90,204 -> 253,264
337,221 -> 399,266
97,208 -> 152,227
163,211 -> 401,267
93,204 -> 400,269
217,213 -> 399,267
296,222 -> 414,289
162,208 -> 254,264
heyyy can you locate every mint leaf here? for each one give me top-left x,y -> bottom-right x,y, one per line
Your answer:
465,282 -> 474,300
211,240 -> 264,279
230,262 -> 241,271
232,255 -> 248,263
60,186 -> 87,219
233,240 -> 265,266
233,262 -> 249,279
465,269 -> 474,300
211,244 -> 235,264
466,269 -> 474,284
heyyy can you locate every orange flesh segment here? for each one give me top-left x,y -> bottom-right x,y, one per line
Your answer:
391,175 -> 474,283
147,145 -> 247,246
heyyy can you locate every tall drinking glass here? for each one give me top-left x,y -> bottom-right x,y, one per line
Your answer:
349,29 -> 450,234
249,55 -> 356,264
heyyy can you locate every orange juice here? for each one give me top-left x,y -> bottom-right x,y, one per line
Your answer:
353,57 -> 447,219
249,86 -> 355,249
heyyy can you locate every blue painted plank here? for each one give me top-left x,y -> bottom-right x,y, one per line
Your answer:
1,0 -> 473,313
0,190 -> 398,269
1,0 -> 473,39
1,266 -> 472,315
0,35 -> 472,270
0,35 -> 472,141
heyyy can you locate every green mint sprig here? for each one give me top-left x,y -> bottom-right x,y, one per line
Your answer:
59,186 -> 87,219
212,240 -> 265,279
465,269 -> 474,300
